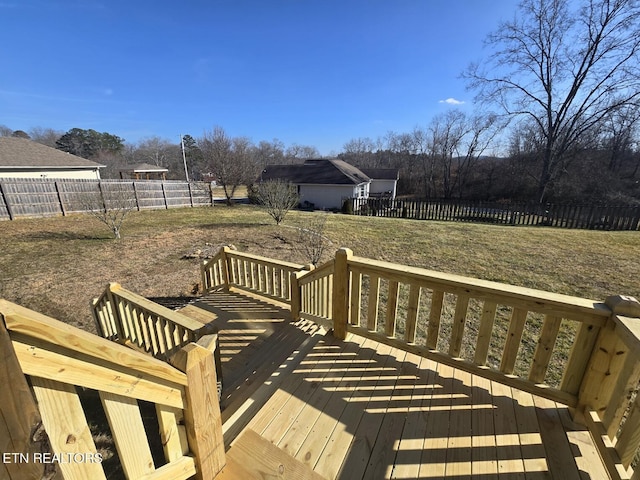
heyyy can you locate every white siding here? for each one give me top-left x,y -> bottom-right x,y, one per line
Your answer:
299,184 -> 360,209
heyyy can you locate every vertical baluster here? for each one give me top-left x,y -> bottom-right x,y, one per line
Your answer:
405,284 -> 421,343
426,290 -> 444,349
500,308 -> 528,374
350,271 -> 362,326
449,295 -> 470,357
474,301 -> 497,365
529,315 -> 562,383
367,275 -> 380,331
386,281 -> 399,338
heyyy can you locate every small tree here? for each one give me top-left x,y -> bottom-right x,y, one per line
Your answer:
76,182 -> 136,239
295,214 -> 331,266
255,179 -> 299,225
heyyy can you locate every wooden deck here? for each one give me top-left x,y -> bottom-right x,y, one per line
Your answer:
181,290 -> 610,480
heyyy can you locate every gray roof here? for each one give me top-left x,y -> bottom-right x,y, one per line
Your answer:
261,159 -> 370,185
0,137 -> 105,170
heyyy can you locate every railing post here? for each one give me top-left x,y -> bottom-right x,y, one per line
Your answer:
290,264 -> 314,321
332,248 -> 352,340
577,295 -> 640,418
220,246 -> 234,291
169,334 -> 225,479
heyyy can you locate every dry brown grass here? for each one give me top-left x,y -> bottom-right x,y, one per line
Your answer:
0,205 -> 638,334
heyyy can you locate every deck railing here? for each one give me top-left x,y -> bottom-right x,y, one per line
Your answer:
0,299 -> 224,480
206,245 -> 640,479
92,282 -> 211,361
201,246 -> 304,304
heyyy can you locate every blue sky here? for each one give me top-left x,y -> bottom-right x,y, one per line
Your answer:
1,1 -> 517,155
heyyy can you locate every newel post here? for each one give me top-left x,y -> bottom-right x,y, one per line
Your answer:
220,245 -> 234,291
577,295 -> 640,418
332,248 -> 352,340
170,334 -> 225,479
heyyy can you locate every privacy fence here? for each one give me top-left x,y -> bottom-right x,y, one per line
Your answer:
351,197 -> 640,231
0,178 -> 215,220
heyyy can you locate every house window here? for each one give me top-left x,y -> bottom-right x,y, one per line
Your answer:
358,184 -> 367,197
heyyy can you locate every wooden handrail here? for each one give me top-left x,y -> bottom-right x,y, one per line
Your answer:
93,282 -> 208,361
1,299 -> 224,480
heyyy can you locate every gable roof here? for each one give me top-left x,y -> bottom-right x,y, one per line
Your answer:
261,159 -> 370,185
0,137 -> 105,170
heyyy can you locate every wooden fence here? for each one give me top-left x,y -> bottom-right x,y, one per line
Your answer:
351,197 -> 640,231
0,178 -> 215,220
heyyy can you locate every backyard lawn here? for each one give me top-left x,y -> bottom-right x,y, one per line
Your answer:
0,204 -> 638,333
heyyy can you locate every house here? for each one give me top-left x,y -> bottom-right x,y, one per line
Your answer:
119,163 -> 168,180
0,136 -> 104,179
260,159 -> 398,210
360,167 -> 399,198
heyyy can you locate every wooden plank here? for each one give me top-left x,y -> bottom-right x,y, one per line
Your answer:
418,362 -> 451,478
470,373 -> 498,477
474,300 -> 497,365
510,388 -> 549,475
391,354 -> 436,479
361,348 -> 409,479
294,336 -> 378,470
385,280 -> 399,338
529,315 -> 562,383
332,248 -> 352,339
533,395 -> 581,480
491,380 -> 526,478
614,392 -> 640,468
602,352 -> 640,439
444,366 -> 473,478
449,295 -> 470,357
334,342 -> 395,480
557,407 -> 610,480
11,334 -> 185,409
221,429 -> 325,480
584,409 -> 632,480
31,378 -> 105,480
100,391 -> 155,478
367,274 -> 380,331
405,284 -> 421,343
426,290 -> 444,349
500,308 -> 528,375
0,319 -> 53,480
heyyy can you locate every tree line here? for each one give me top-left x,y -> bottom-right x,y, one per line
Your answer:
2,0 -> 639,205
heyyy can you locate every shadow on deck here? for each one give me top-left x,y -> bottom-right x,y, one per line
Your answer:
180,289 -> 607,480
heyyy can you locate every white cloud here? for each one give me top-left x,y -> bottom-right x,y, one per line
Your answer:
439,97 -> 465,105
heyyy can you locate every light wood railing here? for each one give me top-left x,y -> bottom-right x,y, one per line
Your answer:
201,246 -> 304,305
206,245 -> 640,479
0,299 -> 224,480
92,282 -> 211,361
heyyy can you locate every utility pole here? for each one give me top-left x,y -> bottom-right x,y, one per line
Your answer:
180,134 -> 190,182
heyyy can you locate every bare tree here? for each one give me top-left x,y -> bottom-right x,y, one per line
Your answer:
200,127 -> 259,205
75,183 -> 136,239
29,127 -> 64,148
294,214 -> 331,267
255,179 -> 299,225
465,0 -> 640,202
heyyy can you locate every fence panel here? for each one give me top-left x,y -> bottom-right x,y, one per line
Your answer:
351,197 -> 640,231
0,178 -> 214,220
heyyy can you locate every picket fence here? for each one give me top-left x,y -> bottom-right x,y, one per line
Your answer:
351,197 -> 640,231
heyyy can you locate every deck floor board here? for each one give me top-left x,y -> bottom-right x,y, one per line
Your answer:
180,290 -> 613,480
